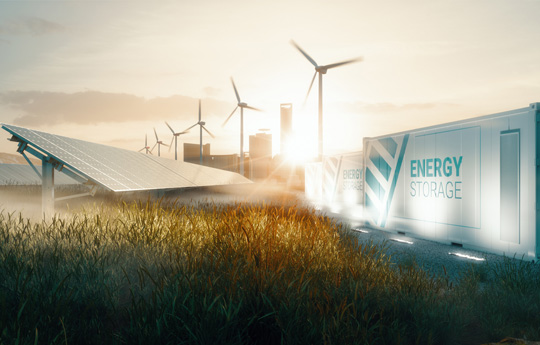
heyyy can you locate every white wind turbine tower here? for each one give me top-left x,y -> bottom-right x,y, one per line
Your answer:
291,40 -> 362,161
138,134 -> 152,154
183,99 -> 215,165
151,127 -> 169,157
165,122 -> 188,161
222,77 -> 262,176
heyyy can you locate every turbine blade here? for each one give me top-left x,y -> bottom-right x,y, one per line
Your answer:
231,77 -> 241,103
324,57 -> 363,70
153,127 -> 159,141
165,121 -> 175,134
222,106 -> 238,127
304,71 -> 317,105
168,136 -> 174,151
162,142 -> 169,147
202,126 -> 216,138
145,134 -> 147,147
151,142 -> 157,152
290,40 -> 318,67
138,147 -> 145,152
245,105 -> 262,112
183,123 -> 198,132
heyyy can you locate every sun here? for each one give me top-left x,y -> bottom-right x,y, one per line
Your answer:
282,128 -> 317,164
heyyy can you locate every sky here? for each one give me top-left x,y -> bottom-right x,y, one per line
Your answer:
0,0 -> 539,161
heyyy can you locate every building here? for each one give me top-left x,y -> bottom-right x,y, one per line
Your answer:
183,143 -> 210,165
183,143 -> 249,177
249,131 -> 272,180
205,154 -> 240,174
280,103 -> 293,157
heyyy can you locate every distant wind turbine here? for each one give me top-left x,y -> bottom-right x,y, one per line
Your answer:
290,40 -> 362,161
222,77 -> 262,176
151,127 -> 169,157
183,99 -> 215,165
165,122 -> 188,161
138,134 -> 152,154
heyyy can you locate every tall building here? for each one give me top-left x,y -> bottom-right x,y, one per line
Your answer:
280,103 -> 293,157
249,131 -> 272,179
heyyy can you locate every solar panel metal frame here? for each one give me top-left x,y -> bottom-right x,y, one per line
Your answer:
1,123 -> 251,193
0,163 -> 78,186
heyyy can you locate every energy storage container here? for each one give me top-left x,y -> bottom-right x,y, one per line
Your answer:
363,103 -> 540,259
304,161 -> 323,202
305,152 -> 364,218
322,152 -> 364,209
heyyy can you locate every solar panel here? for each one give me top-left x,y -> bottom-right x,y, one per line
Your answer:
1,124 -> 251,192
0,163 -> 79,185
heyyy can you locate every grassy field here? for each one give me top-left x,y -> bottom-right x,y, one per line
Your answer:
0,198 -> 539,344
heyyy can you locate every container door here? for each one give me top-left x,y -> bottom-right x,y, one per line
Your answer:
500,130 -> 520,244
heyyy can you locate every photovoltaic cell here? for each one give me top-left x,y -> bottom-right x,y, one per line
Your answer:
1,124 -> 251,192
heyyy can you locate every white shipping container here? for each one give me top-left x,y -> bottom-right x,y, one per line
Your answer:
305,152 -> 364,218
305,162 -> 323,202
322,152 -> 364,207
363,103 -> 540,259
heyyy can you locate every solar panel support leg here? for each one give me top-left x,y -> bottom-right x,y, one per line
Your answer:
152,189 -> 166,199
22,152 -> 42,179
42,159 -> 55,217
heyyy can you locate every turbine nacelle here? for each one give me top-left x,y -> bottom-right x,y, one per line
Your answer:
222,78 -> 263,128
223,77 -> 263,176
151,127 -> 169,156
138,134 -> 153,154
290,39 -> 362,161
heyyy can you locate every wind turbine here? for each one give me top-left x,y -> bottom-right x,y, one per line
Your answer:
165,122 -> 188,161
222,77 -> 262,176
138,134 -> 152,154
290,40 -> 362,161
183,99 -> 215,165
151,127 -> 169,157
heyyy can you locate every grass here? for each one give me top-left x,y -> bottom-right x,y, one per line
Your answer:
0,199 -> 539,344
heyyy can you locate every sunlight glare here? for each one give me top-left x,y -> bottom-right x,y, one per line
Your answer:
283,106 -> 317,163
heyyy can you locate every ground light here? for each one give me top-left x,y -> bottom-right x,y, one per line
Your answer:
391,238 -> 414,245
352,228 -> 368,234
448,252 -> 486,261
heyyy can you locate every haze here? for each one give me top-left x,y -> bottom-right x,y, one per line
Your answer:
1,0 -> 539,160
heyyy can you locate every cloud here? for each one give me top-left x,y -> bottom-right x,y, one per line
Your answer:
0,90 -> 232,126
203,86 -> 221,97
0,17 -> 66,36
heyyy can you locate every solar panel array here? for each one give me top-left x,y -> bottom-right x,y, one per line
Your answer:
1,124 -> 251,192
0,163 -> 78,186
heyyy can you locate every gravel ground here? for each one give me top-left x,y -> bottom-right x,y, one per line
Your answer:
323,209 -> 515,284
